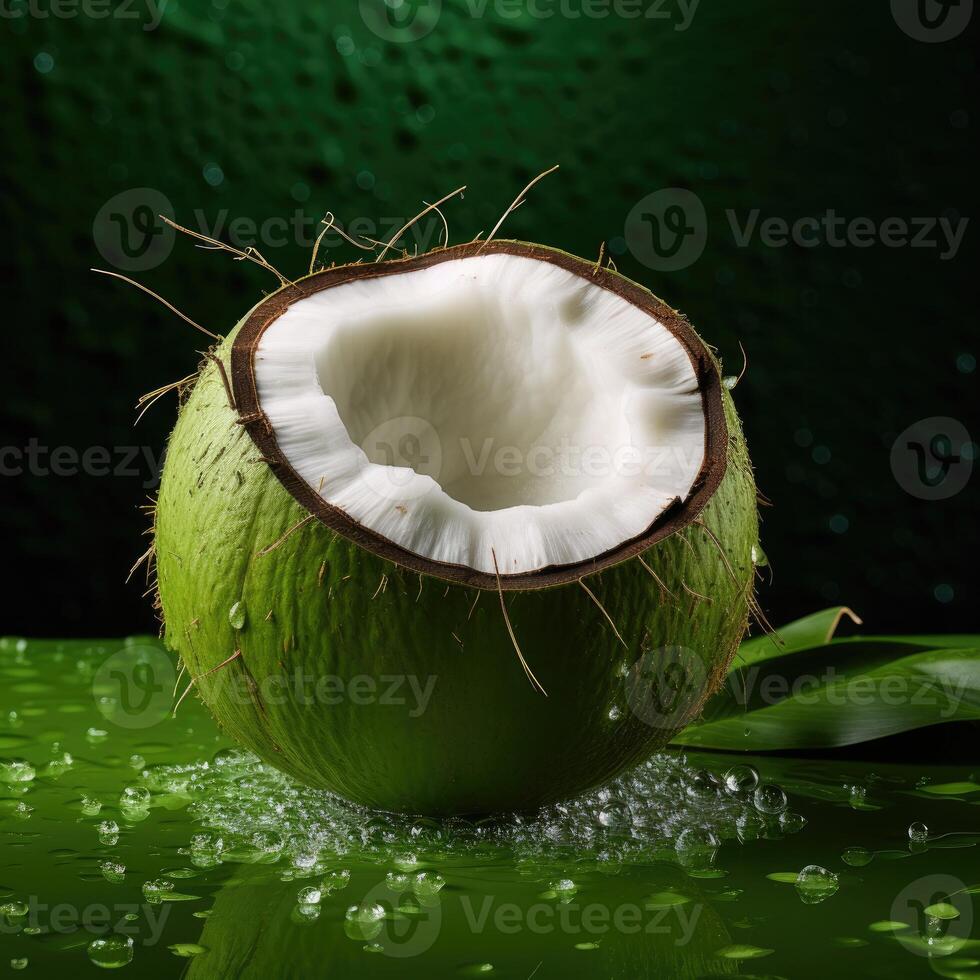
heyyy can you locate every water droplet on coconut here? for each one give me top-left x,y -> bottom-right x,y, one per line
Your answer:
908,821 -> 929,842
724,764 -> 759,796
751,543 -> 769,567
794,865 -> 839,904
753,783 -> 787,814
228,601 -> 246,630
87,935 -> 134,968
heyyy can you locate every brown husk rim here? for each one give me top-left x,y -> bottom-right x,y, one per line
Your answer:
230,240 -> 729,591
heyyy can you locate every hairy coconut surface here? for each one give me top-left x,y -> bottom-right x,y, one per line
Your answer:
154,241 -> 759,816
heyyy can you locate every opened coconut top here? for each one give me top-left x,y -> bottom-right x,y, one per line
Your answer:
232,241 -> 727,589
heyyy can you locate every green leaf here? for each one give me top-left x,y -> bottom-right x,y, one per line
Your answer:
644,891 -> 691,909
917,782 -> 980,797
714,944 -> 774,959
737,606 -> 863,664
868,920 -> 910,933
924,903 -> 960,920
674,607 -> 980,751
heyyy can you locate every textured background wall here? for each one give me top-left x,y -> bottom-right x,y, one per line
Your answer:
1,0 -> 974,635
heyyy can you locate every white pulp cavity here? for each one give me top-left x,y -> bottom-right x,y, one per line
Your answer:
255,253 -> 707,575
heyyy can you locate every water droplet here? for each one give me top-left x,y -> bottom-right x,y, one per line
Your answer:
414,871 -> 446,897
0,901 -> 29,918
845,783 -> 867,807
142,879 -> 175,905
779,811 -> 807,834
722,375 -> 738,389
597,798 -> 632,830
120,785 -> 151,810
751,543 -> 769,567
10,958 -> 28,971
293,901 -> 321,923
607,705 -> 622,722
101,860 -> 126,883
0,758 -> 36,783
392,852 -> 419,872
674,828 -> 719,870
228,601 -> 246,630
344,902 -> 386,941
87,935 -> 134,968
549,878 -> 578,902
98,820 -> 120,844
908,821 -> 929,842
322,869 -> 351,893
753,783 -> 787,814
687,769 -> 723,800
81,796 -> 103,816
43,749 -> 74,778
736,809 -> 766,842
794,865 -> 839,904
842,846 -> 873,867
724,764 -> 759,796
297,885 -> 321,905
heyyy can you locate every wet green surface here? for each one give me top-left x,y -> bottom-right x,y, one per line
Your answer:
1,637 -> 978,978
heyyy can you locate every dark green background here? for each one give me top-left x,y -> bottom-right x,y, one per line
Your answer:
1,0 -> 974,635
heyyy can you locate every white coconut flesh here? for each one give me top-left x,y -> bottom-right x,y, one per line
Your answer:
253,252 -> 709,576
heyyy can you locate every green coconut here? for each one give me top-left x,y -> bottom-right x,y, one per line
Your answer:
153,240 -> 759,816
